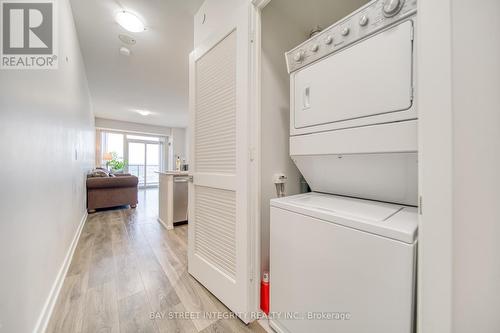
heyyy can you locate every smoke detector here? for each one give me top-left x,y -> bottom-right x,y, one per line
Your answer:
119,46 -> 131,56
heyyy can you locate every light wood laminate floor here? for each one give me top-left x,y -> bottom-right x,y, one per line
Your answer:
47,188 -> 266,333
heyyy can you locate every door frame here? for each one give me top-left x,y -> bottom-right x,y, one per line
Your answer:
249,0 -> 267,318
415,1 -> 453,332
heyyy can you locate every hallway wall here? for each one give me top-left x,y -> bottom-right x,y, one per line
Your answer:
0,0 -> 95,332
194,0 -> 248,47
451,0 -> 500,331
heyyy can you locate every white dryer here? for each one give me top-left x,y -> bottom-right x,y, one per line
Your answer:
270,193 -> 417,333
286,0 -> 418,206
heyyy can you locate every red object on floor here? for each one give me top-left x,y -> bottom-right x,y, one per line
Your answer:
260,271 -> 270,315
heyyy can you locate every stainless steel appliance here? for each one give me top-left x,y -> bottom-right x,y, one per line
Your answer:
173,174 -> 189,224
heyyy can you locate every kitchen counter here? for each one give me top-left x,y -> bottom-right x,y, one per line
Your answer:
155,170 -> 189,176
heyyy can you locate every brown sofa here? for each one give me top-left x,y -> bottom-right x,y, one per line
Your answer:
86,172 -> 139,213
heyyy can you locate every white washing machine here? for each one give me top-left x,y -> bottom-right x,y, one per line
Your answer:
270,193 -> 417,333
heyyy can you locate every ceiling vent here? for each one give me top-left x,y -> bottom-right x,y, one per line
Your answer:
119,34 -> 136,45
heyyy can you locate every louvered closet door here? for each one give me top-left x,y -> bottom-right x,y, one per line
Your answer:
188,7 -> 252,323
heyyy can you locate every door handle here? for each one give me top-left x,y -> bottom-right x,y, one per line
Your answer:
303,86 -> 311,109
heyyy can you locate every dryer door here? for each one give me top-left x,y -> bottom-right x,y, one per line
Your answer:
293,20 -> 413,131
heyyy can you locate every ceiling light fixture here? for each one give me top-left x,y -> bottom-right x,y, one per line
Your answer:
136,110 -> 151,116
115,11 -> 145,33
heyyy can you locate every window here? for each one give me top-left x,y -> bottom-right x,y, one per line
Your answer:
96,129 -> 166,187
104,132 -> 124,158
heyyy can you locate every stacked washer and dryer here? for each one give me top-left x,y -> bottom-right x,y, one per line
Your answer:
269,0 -> 418,332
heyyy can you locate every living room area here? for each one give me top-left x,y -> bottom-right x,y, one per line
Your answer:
86,117 -> 187,215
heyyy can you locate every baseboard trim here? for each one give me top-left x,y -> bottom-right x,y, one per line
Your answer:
174,220 -> 188,226
258,318 -> 276,333
33,211 -> 88,333
269,319 -> 285,333
158,217 -> 173,230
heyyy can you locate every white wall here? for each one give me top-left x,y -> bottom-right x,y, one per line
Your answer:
95,117 -> 171,136
260,1 -> 304,274
194,0 -> 248,47
451,0 -> 500,331
418,0 -> 500,332
0,0 -> 94,332
171,127 -> 187,163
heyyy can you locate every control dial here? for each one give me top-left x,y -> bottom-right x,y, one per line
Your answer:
309,44 -> 319,52
359,15 -> 369,26
324,35 -> 333,45
341,27 -> 350,36
293,51 -> 304,62
383,0 -> 404,17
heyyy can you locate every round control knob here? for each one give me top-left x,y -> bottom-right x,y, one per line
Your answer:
359,15 -> 369,26
383,0 -> 404,17
324,35 -> 333,45
293,51 -> 304,62
309,44 -> 319,52
341,27 -> 350,36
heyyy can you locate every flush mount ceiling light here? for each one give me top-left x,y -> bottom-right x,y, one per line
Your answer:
136,110 -> 152,116
115,11 -> 145,33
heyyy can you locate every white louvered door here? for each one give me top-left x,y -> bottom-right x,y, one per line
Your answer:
188,6 -> 252,323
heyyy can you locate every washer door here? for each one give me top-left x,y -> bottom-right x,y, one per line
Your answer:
293,20 -> 413,130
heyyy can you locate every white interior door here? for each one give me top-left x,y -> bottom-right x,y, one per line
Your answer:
188,6 -> 253,322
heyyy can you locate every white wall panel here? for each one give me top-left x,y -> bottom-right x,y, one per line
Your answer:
0,1 -> 94,331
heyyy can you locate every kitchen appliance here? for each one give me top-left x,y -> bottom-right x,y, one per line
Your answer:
173,175 -> 189,224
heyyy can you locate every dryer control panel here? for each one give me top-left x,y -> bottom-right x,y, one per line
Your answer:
285,0 -> 417,73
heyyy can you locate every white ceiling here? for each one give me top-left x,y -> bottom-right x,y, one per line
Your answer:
70,0 -> 203,127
